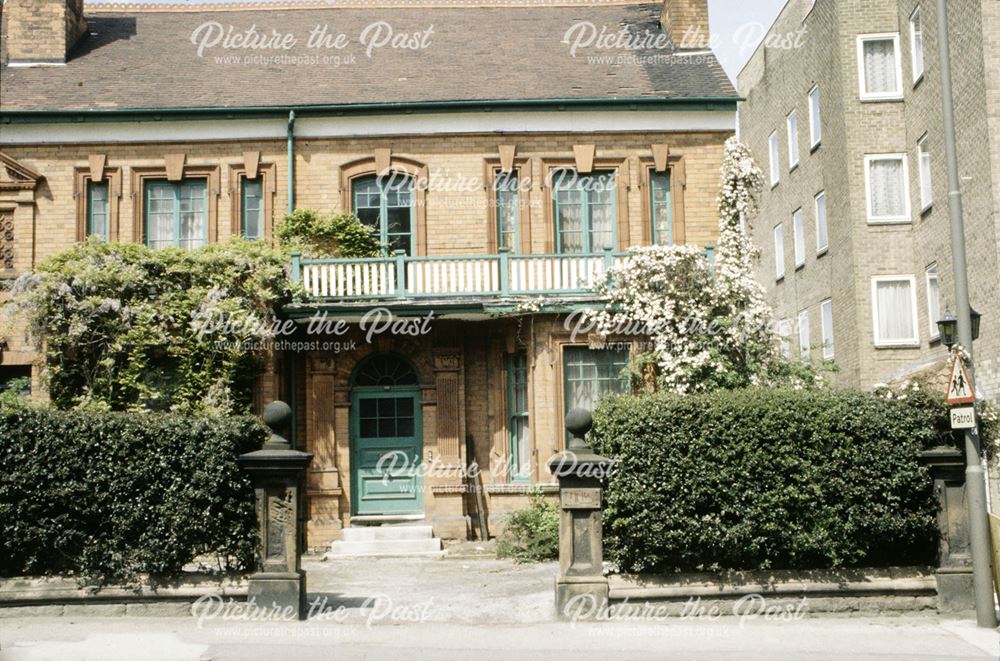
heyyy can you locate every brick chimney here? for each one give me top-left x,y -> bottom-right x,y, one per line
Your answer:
660,0 -> 710,49
4,0 -> 87,65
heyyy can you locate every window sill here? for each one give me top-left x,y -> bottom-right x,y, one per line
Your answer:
817,247 -> 829,258
860,95 -> 905,103
913,73 -> 925,89
770,181 -> 780,190
795,262 -> 805,271
789,162 -> 800,173
809,141 -> 821,154
775,275 -> 785,283
867,218 -> 912,226
920,202 -> 933,216
874,341 -> 920,349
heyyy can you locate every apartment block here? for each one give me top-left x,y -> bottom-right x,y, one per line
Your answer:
738,0 -> 1000,401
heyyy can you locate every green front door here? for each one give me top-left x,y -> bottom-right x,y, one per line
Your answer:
350,388 -> 423,515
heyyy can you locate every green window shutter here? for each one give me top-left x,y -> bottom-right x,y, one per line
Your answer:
495,172 -> 519,252
241,178 -> 264,240
86,181 -> 109,241
650,171 -> 673,245
553,170 -> 617,254
144,179 -> 208,249
507,352 -> 530,481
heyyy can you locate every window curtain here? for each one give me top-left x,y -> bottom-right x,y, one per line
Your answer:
178,181 -> 207,250
876,280 -> 915,341
87,182 -> 109,239
864,39 -> 897,94
869,159 -> 905,217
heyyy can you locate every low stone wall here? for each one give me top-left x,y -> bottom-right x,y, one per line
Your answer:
606,567 -> 940,616
0,574 -> 248,618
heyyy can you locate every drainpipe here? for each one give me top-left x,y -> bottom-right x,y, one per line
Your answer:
287,110 -> 296,214
286,110 -> 297,448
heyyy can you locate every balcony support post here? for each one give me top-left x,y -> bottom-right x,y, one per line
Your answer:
394,250 -> 407,299
499,248 -> 510,296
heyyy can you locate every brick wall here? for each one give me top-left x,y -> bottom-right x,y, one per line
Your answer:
739,0 -> 1000,401
2,129 -> 727,263
3,0 -> 86,64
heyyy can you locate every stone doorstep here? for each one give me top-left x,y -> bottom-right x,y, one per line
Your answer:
607,566 -> 937,601
325,537 -> 445,558
340,525 -> 434,542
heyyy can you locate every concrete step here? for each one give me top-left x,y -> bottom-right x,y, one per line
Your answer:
340,525 -> 434,542
325,537 -> 444,559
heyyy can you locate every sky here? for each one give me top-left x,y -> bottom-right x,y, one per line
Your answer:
708,0 -> 788,82
86,0 -> 788,84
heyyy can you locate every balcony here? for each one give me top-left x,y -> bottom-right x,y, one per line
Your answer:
288,246 -> 715,317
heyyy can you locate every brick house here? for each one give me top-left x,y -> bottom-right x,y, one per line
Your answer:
737,0 -> 1000,401
0,0 -> 736,546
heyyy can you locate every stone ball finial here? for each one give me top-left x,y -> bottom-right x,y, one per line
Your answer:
565,408 -> 593,439
262,400 -> 292,432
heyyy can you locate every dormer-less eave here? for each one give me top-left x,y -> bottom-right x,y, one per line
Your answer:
0,96 -> 740,124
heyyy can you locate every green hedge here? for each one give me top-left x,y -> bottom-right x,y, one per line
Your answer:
496,491 -> 559,563
590,388 -> 941,573
0,403 -> 266,583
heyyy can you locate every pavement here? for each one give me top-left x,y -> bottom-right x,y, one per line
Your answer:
1,556 -> 998,660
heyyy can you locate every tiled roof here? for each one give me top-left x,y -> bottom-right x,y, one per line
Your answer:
0,2 -> 737,113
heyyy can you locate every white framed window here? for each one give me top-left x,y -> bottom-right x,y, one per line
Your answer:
793,208 -> 805,268
798,309 -> 811,360
918,134 -> 933,210
808,85 -> 822,148
865,154 -> 911,223
778,319 -> 792,359
773,223 -> 785,280
910,8 -> 924,83
769,131 -> 780,186
787,110 -> 800,169
926,263 -> 941,340
821,298 -> 834,359
871,276 -> 920,347
815,191 -> 828,254
857,34 -> 903,100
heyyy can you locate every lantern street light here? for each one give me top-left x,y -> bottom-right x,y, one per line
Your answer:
937,307 -> 982,350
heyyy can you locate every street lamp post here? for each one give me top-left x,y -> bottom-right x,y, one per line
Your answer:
936,0 -> 997,628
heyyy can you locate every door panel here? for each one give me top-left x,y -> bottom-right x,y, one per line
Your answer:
351,390 -> 423,515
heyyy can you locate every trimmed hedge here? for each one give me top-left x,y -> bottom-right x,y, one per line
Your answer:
0,403 -> 266,583
590,388 -> 941,573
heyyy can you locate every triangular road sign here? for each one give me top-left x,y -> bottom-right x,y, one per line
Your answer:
945,356 -> 976,405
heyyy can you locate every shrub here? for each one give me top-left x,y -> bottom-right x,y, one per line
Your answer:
590,388 -> 940,573
0,401 -> 265,584
496,491 -> 560,563
276,208 -> 384,258
5,239 -> 291,414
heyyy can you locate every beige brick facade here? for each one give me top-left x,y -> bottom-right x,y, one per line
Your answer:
0,125 -> 730,544
0,0 -> 737,545
738,0 -> 1000,402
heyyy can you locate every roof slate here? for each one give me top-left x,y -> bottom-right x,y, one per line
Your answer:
0,3 -> 736,113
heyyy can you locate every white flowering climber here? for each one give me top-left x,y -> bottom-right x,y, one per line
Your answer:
586,138 -> 807,394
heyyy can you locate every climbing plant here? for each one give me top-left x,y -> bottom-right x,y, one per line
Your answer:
586,137 -> 825,393
5,239 -> 292,414
276,208 -> 385,258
